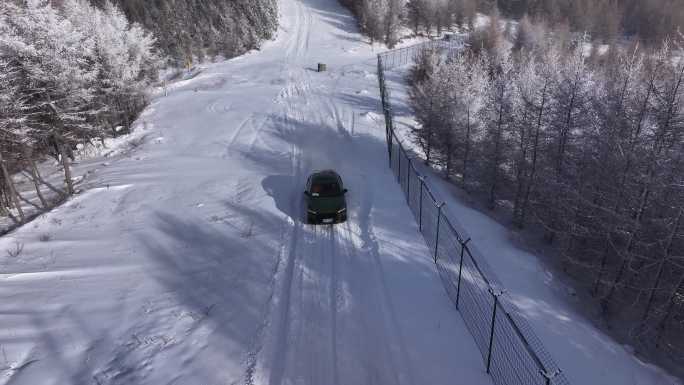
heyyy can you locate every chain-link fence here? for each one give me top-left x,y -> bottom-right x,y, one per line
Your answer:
379,39 -> 462,70
377,41 -> 571,385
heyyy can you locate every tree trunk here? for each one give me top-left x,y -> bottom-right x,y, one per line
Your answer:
445,139 -> 452,179
463,107 -> 471,189
16,190 -> 42,211
521,80 -> 549,225
602,172 -> 652,308
26,159 -> 65,198
656,273 -> 684,348
25,151 -> 48,209
0,151 -> 24,222
513,110 -> 529,228
606,63 -> 684,305
488,84 -> 505,209
57,138 -> 74,196
640,208 -> 682,329
593,71 -> 655,296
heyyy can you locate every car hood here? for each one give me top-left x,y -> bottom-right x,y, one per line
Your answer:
308,196 -> 346,213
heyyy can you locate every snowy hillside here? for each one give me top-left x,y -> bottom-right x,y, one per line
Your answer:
0,0 -> 491,384
384,48 -> 682,385
0,0 -> 681,384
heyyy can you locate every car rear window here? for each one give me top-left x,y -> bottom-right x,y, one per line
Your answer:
310,181 -> 341,197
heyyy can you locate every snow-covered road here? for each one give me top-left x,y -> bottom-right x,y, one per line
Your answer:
0,0 -> 492,384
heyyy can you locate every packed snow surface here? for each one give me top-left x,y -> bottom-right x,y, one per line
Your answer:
0,0 -> 492,384
1,0 -> 680,384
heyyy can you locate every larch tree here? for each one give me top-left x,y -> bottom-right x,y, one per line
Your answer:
479,49 -> 517,209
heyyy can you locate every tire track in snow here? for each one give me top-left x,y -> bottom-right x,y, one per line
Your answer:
357,177 -> 417,385
206,98 -> 233,114
329,226 -> 340,385
336,215 -> 401,385
304,2 -> 313,54
228,116 -> 254,149
248,2 -> 353,381
244,217 -> 288,385
266,140 -> 303,385
285,0 -> 306,60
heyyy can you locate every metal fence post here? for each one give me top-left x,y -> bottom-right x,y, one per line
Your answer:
406,158 -> 411,199
455,238 -> 471,309
541,369 -> 561,385
388,131 -> 393,169
397,149 -> 402,183
434,203 -> 445,264
419,177 -> 424,232
486,289 -> 503,373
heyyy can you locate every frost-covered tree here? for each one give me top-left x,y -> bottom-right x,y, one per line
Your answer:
512,15 -> 550,53
404,14 -> 684,372
409,49 -> 443,164
0,0 -> 158,203
361,0 -> 386,44
62,0 -> 159,135
406,0 -> 426,36
99,0 -> 278,64
431,62 -> 460,177
536,38 -> 594,243
0,57 -> 28,222
511,49 -> 556,227
457,52 -> 487,188
384,0 -> 404,47
479,50 -> 517,208
423,51 -> 488,184
448,0 -> 476,29
0,0 -> 100,195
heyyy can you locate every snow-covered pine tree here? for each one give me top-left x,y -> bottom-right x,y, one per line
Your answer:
459,52 -> 488,189
430,60 -> 460,178
100,0 -> 278,64
605,41 -> 684,307
478,48 -> 517,209
432,50 -> 487,185
0,0 -> 158,201
538,37 -> 594,245
408,48 -> 442,165
0,57 -> 27,222
384,0 -> 404,47
0,0 -> 100,195
590,45 -> 646,297
62,0 -> 159,136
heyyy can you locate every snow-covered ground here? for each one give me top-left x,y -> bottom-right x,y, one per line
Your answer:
0,1 -> 493,384
385,57 -> 682,385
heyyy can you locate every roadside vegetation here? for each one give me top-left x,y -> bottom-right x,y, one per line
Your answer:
406,16 -> 684,376
98,0 -> 278,67
0,0 -> 278,228
338,0 -> 684,375
340,0 -> 684,49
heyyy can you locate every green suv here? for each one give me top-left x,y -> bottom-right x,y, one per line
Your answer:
304,170 -> 348,224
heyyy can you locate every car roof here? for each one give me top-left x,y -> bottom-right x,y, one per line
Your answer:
311,169 -> 341,181
312,169 -> 339,177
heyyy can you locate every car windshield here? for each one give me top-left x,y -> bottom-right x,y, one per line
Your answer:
310,181 -> 341,197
